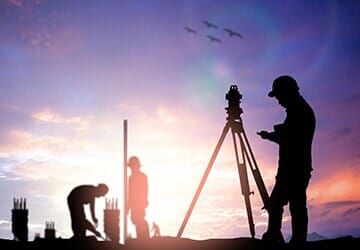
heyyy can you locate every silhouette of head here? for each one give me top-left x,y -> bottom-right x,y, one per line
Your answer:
128,156 -> 141,170
96,183 -> 109,197
268,75 -> 300,108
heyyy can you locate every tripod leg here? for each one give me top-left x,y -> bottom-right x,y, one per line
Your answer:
231,128 -> 255,238
239,131 -> 269,207
176,123 -> 231,238
239,132 -> 285,242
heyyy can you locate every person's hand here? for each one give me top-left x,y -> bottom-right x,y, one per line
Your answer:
257,131 -> 270,139
93,218 -> 98,228
94,230 -> 102,238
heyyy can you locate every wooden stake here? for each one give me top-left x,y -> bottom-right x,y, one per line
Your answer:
123,120 -> 128,244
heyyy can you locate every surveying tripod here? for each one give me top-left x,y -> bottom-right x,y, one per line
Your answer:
177,85 -> 274,239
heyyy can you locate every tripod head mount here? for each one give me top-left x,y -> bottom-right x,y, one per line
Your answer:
225,85 -> 243,121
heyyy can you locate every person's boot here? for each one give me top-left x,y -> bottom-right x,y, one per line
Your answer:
262,230 -> 285,245
288,238 -> 306,250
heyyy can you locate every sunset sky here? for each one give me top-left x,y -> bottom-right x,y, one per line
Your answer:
0,0 -> 359,243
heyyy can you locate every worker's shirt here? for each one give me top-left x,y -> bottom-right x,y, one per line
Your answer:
67,185 -> 96,206
273,96 -> 316,181
128,171 -> 148,210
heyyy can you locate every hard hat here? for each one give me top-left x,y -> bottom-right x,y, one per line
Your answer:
127,156 -> 141,168
268,75 -> 299,97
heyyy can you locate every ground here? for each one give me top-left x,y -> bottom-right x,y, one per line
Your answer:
0,236 -> 359,250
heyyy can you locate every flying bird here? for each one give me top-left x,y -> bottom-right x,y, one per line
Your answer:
206,35 -> 222,43
203,20 -> 218,29
224,28 -> 243,39
184,26 -> 197,34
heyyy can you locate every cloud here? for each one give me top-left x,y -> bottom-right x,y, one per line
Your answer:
0,129 -> 69,156
156,107 -> 176,124
342,207 -> 360,217
114,103 -> 141,112
0,104 -> 33,145
0,220 -> 11,228
309,169 -> 360,202
307,198 -> 360,237
315,200 -> 360,220
322,200 -> 360,209
3,159 -> 57,180
32,110 -> 94,131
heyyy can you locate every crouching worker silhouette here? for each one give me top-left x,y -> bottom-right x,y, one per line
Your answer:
127,156 -> 150,239
258,76 -> 316,248
67,184 -> 108,238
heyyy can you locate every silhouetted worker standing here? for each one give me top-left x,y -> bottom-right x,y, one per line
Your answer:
67,184 -> 108,238
127,156 -> 150,239
258,76 -> 316,248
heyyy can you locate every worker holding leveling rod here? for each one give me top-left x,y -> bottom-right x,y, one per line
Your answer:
127,156 -> 150,239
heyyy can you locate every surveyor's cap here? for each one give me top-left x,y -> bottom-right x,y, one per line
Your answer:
268,75 -> 299,97
128,156 -> 141,168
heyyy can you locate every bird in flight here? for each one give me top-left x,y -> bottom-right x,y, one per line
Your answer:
224,28 -> 243,39
203,20 -> 218,29
184,26 -> 197,34
206,35 -> 222,43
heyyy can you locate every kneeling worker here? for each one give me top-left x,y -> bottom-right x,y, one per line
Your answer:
68,183 -> 109,238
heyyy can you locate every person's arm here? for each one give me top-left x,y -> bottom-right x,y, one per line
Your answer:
260,122 -> 286,144
257,130 -> 280,143
90,199 -> 98,226
84,220 -> 102,238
